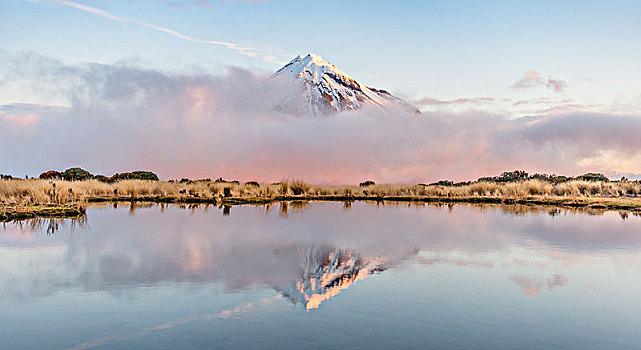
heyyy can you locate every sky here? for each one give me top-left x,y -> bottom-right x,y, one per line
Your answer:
1,0 -> 641,182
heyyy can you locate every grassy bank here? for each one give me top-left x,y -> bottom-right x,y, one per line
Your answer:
1,178 -> 641,221
0,205 -> 85,222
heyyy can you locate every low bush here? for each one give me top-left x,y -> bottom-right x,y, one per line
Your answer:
429,180 -> 454,186
576,173 -> 610,182
62,168 -> 93,181
39,171 -> 61,179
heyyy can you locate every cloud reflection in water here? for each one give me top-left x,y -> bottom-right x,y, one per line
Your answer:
1,201 -> 640,307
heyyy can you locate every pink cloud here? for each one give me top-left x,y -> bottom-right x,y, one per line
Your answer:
1,113 -> 39,142
2,113 -> 38,128
511,70 -> 568,92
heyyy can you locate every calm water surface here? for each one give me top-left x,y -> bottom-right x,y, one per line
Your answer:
1,202 -> 641,349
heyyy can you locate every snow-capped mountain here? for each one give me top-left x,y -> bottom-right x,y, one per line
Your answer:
273,53 -> 421,116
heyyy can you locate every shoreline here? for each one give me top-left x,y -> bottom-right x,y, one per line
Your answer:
86,194 -> 641,211
1,205 -> 85,222
3,194 -> 640,222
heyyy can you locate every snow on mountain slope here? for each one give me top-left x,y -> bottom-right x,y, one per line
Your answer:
273,53 -> 421,117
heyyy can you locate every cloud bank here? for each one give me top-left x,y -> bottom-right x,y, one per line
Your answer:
1,51 -> 641,183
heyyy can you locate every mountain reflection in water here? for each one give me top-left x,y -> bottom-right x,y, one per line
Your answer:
282,245 -> 387,310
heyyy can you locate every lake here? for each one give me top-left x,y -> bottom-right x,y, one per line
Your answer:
1,201 -> 641,349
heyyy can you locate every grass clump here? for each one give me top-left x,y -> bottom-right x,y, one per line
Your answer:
289,180 -> 310,195
279,181 -> 289,195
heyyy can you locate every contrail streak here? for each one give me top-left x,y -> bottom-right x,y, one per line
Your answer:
56,0 -> 285,64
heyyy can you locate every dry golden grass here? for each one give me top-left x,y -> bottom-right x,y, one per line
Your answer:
2,178 -> 641,211
0,179 -> 277,207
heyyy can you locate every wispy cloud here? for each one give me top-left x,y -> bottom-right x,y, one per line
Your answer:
166,0 -> 213,9
533,103 -> 603,115
513,97 -> 573,107
511,70 -> 568,92
55,0 -> 285,64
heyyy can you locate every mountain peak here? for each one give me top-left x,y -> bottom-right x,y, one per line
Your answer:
301,53 -> 332,67
288,53 -> 328,64
274,54 -> 421,116
276,53 -> 355,85
303,52 -> 324,60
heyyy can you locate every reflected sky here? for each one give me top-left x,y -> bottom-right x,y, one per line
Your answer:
1,202 -> 641,349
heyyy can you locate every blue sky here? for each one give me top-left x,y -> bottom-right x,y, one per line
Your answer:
3,0 -> 641,109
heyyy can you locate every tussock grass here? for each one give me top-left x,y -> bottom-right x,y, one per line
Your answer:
0,179 -> 274,206
289,179 -> 310,195
2,178 -> 641,215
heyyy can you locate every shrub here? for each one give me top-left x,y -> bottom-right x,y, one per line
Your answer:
359,180 -> 376,187
550,175 -> 570,183
93,175 -> 109,182
109,171 -> 159,182
429,180 -> 454,186
39,170 -> 61,179
530,173 -> 569,184
214,178 -> 240,185
575,173 -> 609,182
129,171 -> 159,181
478,170 -> 529,183
62,167 -> 93,181
244,181 -> 260,187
